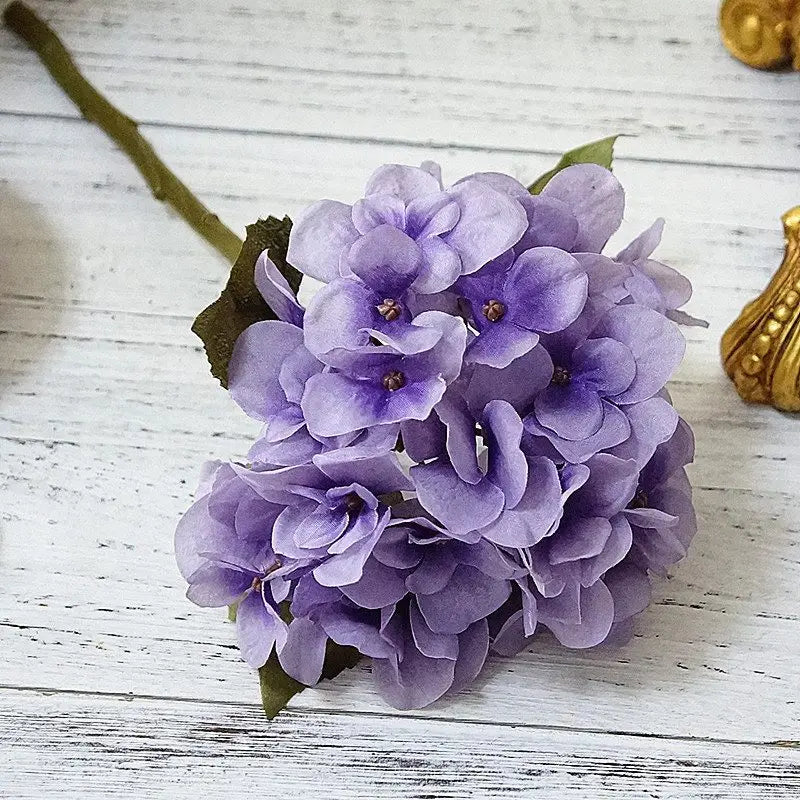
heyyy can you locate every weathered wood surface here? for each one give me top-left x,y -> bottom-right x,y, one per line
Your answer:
1,1 -> 799,796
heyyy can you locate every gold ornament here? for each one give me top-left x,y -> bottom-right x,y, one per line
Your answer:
721,207 -> 800,410
719,0 -> 799,69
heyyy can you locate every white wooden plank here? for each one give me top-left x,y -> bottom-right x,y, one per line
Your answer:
0,0 -> 799,170
2,688 -> 799,800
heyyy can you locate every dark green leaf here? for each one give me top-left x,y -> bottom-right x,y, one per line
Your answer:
258,652 -> 304,720
191,215 -> 300,387
528,136 -> 620,195
258,641 -> 361,720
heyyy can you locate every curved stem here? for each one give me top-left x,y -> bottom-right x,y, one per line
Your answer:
3,1 -> 243,264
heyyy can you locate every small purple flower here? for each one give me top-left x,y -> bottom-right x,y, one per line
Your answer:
229,319 -> 399,466
175,463 -> 296,669
287,162 -> 528,293
493,454 -> 638,654
318,509 -> 518,709
616,219 -> 708,328
302,225 -> 436,361
233,451 -> 412,589
525,304 -> 686,462
411,394 -> 564,547
625,417 -> 697,576
456,246 -> 589,368
301,310 -> 467,437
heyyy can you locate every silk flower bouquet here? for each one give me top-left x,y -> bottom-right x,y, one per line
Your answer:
2,2 -> 703,722
176,141 -> 704,716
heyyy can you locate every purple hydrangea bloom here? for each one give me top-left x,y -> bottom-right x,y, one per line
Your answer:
178,159 -> 702,712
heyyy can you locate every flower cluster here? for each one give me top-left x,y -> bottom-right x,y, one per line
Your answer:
176,161 -> 699,710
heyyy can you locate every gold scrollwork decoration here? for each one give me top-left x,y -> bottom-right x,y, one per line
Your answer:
719,0 -> 799,69
721,207 -> 800,411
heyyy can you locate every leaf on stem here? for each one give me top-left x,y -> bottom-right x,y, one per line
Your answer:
528,136 -> 620,195
259,641 -> 361,720
192,216 -> 301,387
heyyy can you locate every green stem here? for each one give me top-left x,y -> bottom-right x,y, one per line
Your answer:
3,1 -> 242,264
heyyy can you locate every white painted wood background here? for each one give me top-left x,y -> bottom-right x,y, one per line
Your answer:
1,1 -> 799,796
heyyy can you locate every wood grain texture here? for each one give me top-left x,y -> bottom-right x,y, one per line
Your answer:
2,1 -> 800,796
3,689 -> 800,800
0,0 -> 799,170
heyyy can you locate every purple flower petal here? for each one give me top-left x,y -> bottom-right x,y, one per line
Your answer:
228,321 -> 303,421
411,461 -> 506,538
253,252 -> 305,327
540,164 -> 625,253
525,400 -> 632,463
478,456 -> 562,547
345,224 -> 424,296
406,193 -> 461,239
610,396 -> 679,468
372,638 -> 456,710
443,180 -> 528,274
278,617 -> 328,685
549,516 -> 613,564
448,619 -> 490,695
540,580 -> 614,649
516,194 -> 579,252
287,199 -> 358,282
572,337 -> 636,396
351,194 -> 406,234
465,322 -> 541,369
616,218 -> 665,263
504,247 -> 588,333
365,164 -> 442,203
303,278 -> 376,359
594,306 -> 685,405
484,400 -> 528,509
410,601 -> 459,659
341,556 -> 410,609
236,590 -> 282,668
604,562 -> 652,622
185,563 -> 252,607
314,604 -> 393,658
417,565 -> 511,634
465,344 -> 553,416
579,454 -> 639,518
401,414 -> 447,463
534,382 -> 604,441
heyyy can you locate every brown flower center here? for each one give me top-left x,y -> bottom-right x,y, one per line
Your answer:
377,298 -> 402,321
629,488 -> 649,510
382,370 -> 406,391
482,298 -> 506,323
345,492 -> 364,513
551,366 -> 572,387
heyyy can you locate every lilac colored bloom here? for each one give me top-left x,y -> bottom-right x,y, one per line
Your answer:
301,310 -> 467,437
525,304 -> 686,463
175,462 -> 296,670
178,159 -> 702,713
456,246 -> 589,368
493,453 -> 638,654
295,509 -> 518,708
625,417 -> 697,576
287,162 -> 528,293
233,451 -> 412,590
616,219 -> 708,328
